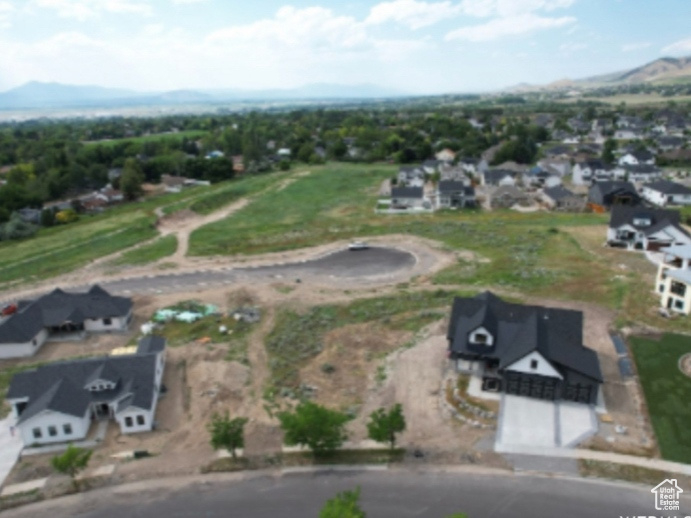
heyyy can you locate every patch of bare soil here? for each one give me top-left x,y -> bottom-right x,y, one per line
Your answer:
680,353 -> 691,378
299,323 -> 411,410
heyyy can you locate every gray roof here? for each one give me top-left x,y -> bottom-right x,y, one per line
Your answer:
543,185 -> 576,201
588,181 -> 638,207
609,206 -> 688,238
644,180 -> 691,196
391,186 -> 423,199
622,164 -> 661,175
7,336 -> 165,424
447,292 -> 602,382
0,285 -> 132,344
438,180 -> 467,194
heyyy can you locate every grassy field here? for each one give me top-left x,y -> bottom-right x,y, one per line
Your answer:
629,333 -> 691,463
189,163 -> 397,256
563,93 -> 691,106
82,130 -> 207,147
0,173 -> 279,288
112,235 -> 178,266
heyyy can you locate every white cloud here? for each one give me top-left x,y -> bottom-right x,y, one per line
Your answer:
171,0 -> 206,4
621,42 -> 650,52
459,0 -> 575,18
560,41 -> 586,52
365,0 -> 461,30
33,0 -> 152,21
661,38 -> 691,56
0,1 -> 15,27
446,12 -> 574,41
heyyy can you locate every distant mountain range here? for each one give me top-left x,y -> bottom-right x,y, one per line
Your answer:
0,81 -> 406,110
510,55 -> 691,92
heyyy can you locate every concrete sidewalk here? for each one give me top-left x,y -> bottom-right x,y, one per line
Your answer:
0,416 -> 23,487
496,443 -> 691,476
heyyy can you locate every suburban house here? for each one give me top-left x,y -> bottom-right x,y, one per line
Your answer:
447,292 -> 602,404
656,244 -> 691,315
440,164 -> 470,182
607,206 -> 691,251
640,180 -> 691,207
397,165 -> 425,187
458,157 -> 478,175
0,286 -> 133,360
618,164 -> 663,183
489,185 -> 528,209
391,186 -> 426,210
618,149 -> 655,166
6,336 -> 166,446
588,181 -> 639,212
541,185 -> 586,211
523,168 -> 561,189
656,135 -> 685,152
435,148 -> 456,163
572,159 -> 610,185
614,129 -> 643,140
422,159 -> 441,174
482,169 -> 518,187
436,181 -> 475,209
537,158 -> 571,178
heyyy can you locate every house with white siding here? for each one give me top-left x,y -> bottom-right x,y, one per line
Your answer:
656,244 -> 691,315
6,336 -> 166,446
607,206 -> 691,251
640,180 -> 691,207
0,286 -> 133,360
447,292 -> 602,404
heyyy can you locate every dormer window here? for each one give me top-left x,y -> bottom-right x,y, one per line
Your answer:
633,215 -> 651,227
475,334 -> 488,344
469,327 -> 494,346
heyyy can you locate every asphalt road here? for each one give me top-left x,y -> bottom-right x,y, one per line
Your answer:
5,469 -> 688,518
92,246 -> 416,295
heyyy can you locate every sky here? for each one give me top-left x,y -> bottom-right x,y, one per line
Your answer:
1,0 -> 691,94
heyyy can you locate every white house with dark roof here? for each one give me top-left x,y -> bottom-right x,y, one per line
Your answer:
436,181 -> 475,209
618,149 -> 655,166
447,292 -> 602,404
6,336 -> 166,446
391,186 -> 426,209
607,206 -> 691,251
656,244 -> 691,315
0,286 -> 133,359
640,180 -> 691,207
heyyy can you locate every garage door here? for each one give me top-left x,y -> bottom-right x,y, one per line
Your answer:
504,372 -> 558,401
563,384 -> 593,404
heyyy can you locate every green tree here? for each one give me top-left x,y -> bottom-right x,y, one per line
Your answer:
320,487 -> 366,518
445,514 -> 468,518
51,445 -> 92,489
278,401 -> 350,455
120,158 -> 144,201
602,138 -> 616,165
366,403 -> 406,450
207,412 -> 248,460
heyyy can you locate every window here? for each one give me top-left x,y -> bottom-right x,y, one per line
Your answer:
675,299 -> 684,310
659,284 -> 665,293
530,359 -> 538,370
136,415 -> 145,426
32,339 -> 37,346
32,428 -> 42,439
48,426 -> 57,437
63,424 -> 72,435
125,416 -> 133,427
103,318 -> 112,325
474,333 -> 488,344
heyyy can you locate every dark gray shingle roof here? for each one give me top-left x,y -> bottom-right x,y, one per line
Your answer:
7,336 -> 164,424
0,285 -> 132,345
391,187 -> 423,199
447,292 -> 602,382
644,180 -> 691,196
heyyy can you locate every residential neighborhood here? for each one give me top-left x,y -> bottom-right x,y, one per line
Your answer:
1,44 -> 691,516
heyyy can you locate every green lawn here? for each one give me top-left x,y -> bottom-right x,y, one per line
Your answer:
629,333 -> 691,463
112,235 -> 178,266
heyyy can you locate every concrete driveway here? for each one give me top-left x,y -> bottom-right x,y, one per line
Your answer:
495,394 -> 597,452
0,415 -> 23,487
